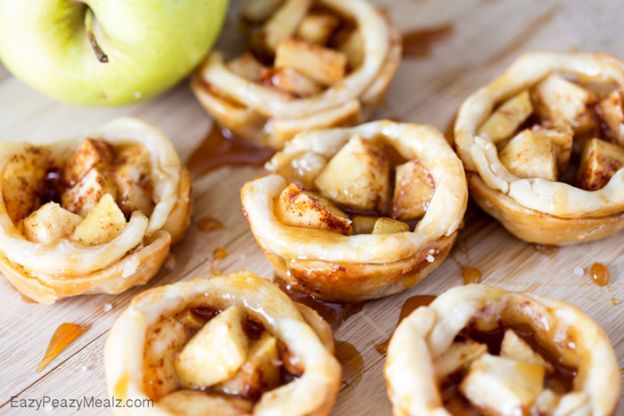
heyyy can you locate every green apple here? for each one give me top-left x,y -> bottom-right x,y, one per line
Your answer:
0,0 -> 229,106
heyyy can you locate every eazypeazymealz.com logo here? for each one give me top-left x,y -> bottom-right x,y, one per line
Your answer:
9,395 -> 153,412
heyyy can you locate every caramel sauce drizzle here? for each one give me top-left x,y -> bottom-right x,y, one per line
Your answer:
38,323 -> 90,371
375,295 -> 437,355
462,266 -> 482,285
335,340 -> 363,389
401,24 -> 454,58
186,126 -> 274,179
197,216 -> 224,232
588,262 -> 610,287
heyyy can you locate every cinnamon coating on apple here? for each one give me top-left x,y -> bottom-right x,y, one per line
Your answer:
192,0 -> 401,149
384,285 -> 620,416
241,121 -> 467,302
105,272 -> 340,416
454,52 -> 624,245
0,118 -> 191,304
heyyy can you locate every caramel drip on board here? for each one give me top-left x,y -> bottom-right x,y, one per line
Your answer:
534,244 -> 559,257
186,126 -> 275,178
401,24 -> 454,58
275,278 -> 364,331
212,247 -> 228,261
38,323 -> 90,371
197,216 -> 224,232
588,262 -> 610,287
462,266 -> 482,285
375,295 -> 437,355
335,340 -> 363,389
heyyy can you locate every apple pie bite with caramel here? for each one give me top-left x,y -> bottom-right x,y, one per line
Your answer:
455,52 -> 624,245
192,0 -> 401,149
241,121 -> 467,302
0,118 -> 191,304
384,285 -> 620,416
105,272 -> 340,416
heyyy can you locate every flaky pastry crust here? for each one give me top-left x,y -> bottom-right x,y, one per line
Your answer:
384,285 -> 620,416
105,271 -> 341,416
241,121 -> 467,302
192,0 -> 401,149
455,52 -> 624,244
0,118 -> 191,303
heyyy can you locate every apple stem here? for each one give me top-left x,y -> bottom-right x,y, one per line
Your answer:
85,9 -> 108,63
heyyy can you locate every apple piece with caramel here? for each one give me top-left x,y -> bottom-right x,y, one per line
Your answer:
275,38 -> 346,86
63,138 -> 114,186
61,168 -> 117,217
532,122 -> 573,173
596,90 -> 624,145
70,194 -> 126,246
577,138 -> 624,191
276,183 -> 352,235
499,129 -> 558,181
113,144 -> 155,217
175,306 -> 249,388
478,90 -> 533,143
22,202 -> 82,245
500,330 -> 553,372
372,217 -> 410,234
391,160 -> 434,221
315,135 -> 391,212
296,12 -> 340,45
533,74 -> 591,124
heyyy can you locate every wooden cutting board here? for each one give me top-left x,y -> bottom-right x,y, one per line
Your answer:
1,0 -> 623,414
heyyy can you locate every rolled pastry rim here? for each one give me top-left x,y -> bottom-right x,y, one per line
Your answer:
0,117 -> 183,277
454,51 -> 624,220
193,0 -> 400,120
243,121 -> 467,264
105,271 -> 341,416
384,284 -> 620,416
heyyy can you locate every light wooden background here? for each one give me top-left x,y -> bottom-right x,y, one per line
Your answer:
1,0 -> 623,414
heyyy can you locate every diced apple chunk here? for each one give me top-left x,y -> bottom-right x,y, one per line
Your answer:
533,389 -> 561,415
351,215 -> 377,234
479,90 -> 533,143
228,53 -> 267,82
216,332 -> 280,398
297,13 -> 340,45
577,138 -> 624,190
276,183 -> 353,235
2,146 -> 50,223
434,340 -> 487,381
61,168 -> 117,216
460,354 -> 545,416
275,38 -> 346,86
175,310 -> 206,331
70,194 -> 126,246
372,217 -> 410,234
533,74 -> 591,123
158,390 -> 253,416
64,138 -> 114,186
391,160 -> 434,221
264,67 -> 322,97
274,152 -> 327,189
23,202 -> 82,245
315,135 -> 391,212
113,144 -> 154,217
257,0 -> 312,52
597,90 -> 624,145
175,306 -> 249,388
532,122 -> 573,172
336,29 -> 364,69
500,330 -> 553,372
499,129 -> 558,181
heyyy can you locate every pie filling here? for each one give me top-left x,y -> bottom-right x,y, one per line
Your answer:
143,305 -> 301,413
203,0 -> 367,100
272,134 -> 436,236
3,138 -> 155,247
438,323 -> 577,415
479,73 -> 624,191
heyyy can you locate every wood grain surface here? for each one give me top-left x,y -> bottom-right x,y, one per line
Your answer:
1,0 -> 623,414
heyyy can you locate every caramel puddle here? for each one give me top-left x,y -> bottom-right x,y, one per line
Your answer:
38,323 -> 90,371
212,247 -> 228,261
588,262 -> 610,287
462,266 -> 482,284
335,340 -> 363,389
401,24 -> 454,58
197,216 -> 223,232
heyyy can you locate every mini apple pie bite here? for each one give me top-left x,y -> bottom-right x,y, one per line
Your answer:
0,118 -> 191,304
105,272 -> 340,416
384,285 -> 620,416
241,121 -> 467,302
192,0 -> 401,149
455,52 -> 624,245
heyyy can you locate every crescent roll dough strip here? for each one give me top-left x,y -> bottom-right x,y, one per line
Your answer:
0,118 -> 191,303
455,52 -> 624,219
385,285 -> 620,416
105,272 -> 341,416
193,0 -> 401,148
